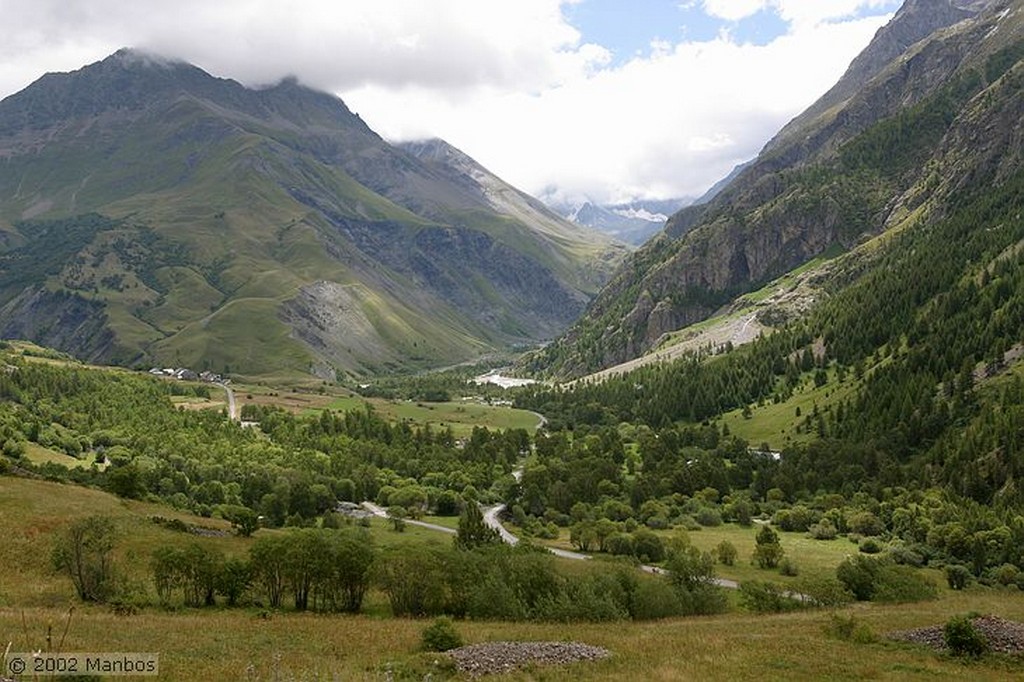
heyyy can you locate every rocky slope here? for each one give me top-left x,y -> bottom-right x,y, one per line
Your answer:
528,0 -> 1023,377
0,50 -> 623,378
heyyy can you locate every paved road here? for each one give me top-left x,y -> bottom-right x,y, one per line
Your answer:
362,501 -> 457,535
217,382 -> 238,421
483,503 -> 521,545
362,459 -> 749,593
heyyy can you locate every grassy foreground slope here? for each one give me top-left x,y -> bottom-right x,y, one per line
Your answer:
2,476 -> 1024,680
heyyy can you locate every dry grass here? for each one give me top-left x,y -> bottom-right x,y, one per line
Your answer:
3,477 -> 1024,680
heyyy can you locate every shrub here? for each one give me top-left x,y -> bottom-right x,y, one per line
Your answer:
695,507 -> 722,527
715,540 -> 737,566
808,519 -> 838,540
752,525 -> 784,569
889,544 -> 925,567
992,563 -> 1019,587
825,613 -> 876,643
632,529 -> 665,563
794,576 -> 853,607
779,558 -> 799,577
945,564 -> 972,591
421,617 -> 463,652
52,515 -> 119,602
739,581 -> 801,613
848,511 -> 884,536
944,616 -> 987,658
605,532 -> 635,557
631,579 -> 683,620
873,565 -> 938,603
858,538 -> 884,554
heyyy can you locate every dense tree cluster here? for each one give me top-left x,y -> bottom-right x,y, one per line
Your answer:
0,354 -> 521,531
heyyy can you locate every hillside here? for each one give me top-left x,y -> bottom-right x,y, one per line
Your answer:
528,0 -> 1022,377
2,343 -> 1024,679
0,49 -> 625,380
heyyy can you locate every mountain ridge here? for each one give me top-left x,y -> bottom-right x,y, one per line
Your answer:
0,49 -> 624,379
525,0 -> 1024,378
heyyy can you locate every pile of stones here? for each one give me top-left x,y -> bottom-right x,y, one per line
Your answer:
447,641 -> 610,676
888,615 -> 1024,654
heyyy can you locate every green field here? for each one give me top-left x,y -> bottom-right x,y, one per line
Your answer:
22,443 -> 105,470
718,368 -> 859,451
377,400 -> 541,433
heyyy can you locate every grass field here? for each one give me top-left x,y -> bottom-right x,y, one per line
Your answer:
2,477 -> 1024,680
518,521 -> 860,585
372,400 -> 543,435
21,443 -> 105,470
718,368 -> 859,451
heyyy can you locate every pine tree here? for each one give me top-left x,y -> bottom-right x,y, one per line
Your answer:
455,501 -> 500,550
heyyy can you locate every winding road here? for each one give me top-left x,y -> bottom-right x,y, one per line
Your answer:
362,472 -> 747,590
365,482 -> 743,590
362,501 -> 457,535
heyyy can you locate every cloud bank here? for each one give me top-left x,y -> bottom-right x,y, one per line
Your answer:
0,0 -> 898,203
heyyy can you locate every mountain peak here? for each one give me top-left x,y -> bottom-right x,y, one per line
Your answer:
107,47 -> 183,69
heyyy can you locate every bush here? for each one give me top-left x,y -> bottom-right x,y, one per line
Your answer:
808,519 -> 838,540
739,581 -> 801,613
52,515 -> 119,602
715,540 -> 737,566
633,529 -> 666,563
752,525 -> 784,569
779,558 -> 799,577
421,617 -> 463,652
794,576 -> 853,607
695,507 -> 723,527
848,511 -> 884,536
873,565 -> 938,603
889,544 -> 925,567
858,538 -> 884,554
825,613 -> 876,643
992,563 -> 1019,587
945,564 -> 972,591
944,616 -> 987,658
631,579 -> 684,620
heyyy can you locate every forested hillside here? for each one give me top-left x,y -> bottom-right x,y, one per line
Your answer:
528,0 -> 1023,377
0,346 -> 523,527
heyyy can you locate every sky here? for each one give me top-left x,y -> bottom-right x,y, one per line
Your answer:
0,0 -> 902,205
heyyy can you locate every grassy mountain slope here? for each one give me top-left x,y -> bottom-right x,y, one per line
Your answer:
0,50 -> 623,380
528,0 -> 1022,378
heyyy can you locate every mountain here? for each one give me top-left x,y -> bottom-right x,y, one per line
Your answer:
0,49 -> 625,379
528,0 -> 1022,377
542,195 -> 692,245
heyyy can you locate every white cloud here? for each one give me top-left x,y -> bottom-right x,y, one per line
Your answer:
702,0 -> 769,22
341,10 -> 893,202
0,0 -> 897,204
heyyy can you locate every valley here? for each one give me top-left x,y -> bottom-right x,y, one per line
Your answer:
4,1 -> 1024,680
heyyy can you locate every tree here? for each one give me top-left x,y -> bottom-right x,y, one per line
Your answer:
250,535 -> 289,608
455,502 -> 499,550
716,540 -> 737,566
221,505 -> 259,537
665,546 -> 727,615
52,515 -> 118,602
217,557 -> 252,606
388,506 -> 408,532
753,525 -> 784,569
